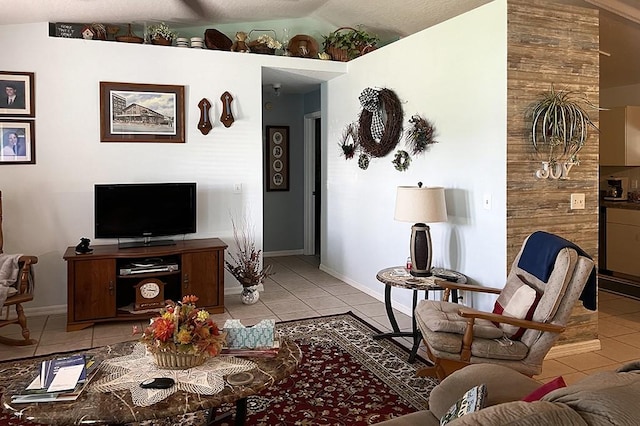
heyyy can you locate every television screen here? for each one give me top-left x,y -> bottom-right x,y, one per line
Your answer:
95,183 -> 196,246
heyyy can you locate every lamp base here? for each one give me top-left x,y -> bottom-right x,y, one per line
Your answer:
410,269 -> 432,277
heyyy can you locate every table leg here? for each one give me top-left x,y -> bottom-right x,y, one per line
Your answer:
408,289 -> 420,363
384,284 -> 400,332
205,397 -> 247,425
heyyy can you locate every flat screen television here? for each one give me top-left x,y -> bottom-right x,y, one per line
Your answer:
95,182 -> 196,248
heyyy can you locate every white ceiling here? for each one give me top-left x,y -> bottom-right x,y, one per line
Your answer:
0,0 -> 639,92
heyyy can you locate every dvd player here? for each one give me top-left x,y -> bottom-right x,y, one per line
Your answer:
120,263 -> 179,275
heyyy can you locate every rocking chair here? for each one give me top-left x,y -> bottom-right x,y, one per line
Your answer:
0,190 -> 38,345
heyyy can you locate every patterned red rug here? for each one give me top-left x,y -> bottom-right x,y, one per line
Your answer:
0,312 -> 437,425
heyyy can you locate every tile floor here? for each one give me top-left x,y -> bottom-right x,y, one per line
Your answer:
1,255 -> 639,386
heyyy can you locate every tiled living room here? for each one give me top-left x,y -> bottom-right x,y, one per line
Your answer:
2,255 -> 639,387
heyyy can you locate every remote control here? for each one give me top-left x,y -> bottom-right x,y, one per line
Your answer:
140,377 -> 175,389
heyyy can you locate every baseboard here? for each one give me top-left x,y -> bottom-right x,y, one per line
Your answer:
545,339 -> 601,359
264,249 -> 304,257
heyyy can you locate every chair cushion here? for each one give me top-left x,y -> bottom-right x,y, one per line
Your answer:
492,275 -> 541,340
417,300 -> 504,340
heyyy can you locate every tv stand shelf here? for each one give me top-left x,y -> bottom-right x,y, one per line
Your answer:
63,238 -> 227,332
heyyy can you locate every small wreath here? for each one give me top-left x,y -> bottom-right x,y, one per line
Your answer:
358,88 -> 404,158
358,153 -> 370,170
339,122 -> 359,160
392,150 -> 411,171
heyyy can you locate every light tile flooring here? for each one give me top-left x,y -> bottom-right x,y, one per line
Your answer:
1,256 -> 639,386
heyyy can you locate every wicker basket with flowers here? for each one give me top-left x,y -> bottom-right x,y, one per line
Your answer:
137,295 -> 226,369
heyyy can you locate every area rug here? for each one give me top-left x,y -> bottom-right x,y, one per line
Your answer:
0,312 -> 437,425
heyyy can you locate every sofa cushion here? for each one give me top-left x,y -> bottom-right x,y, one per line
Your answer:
416,300 -> 504,339
543,367 -> 640,425
521,376 -> 566,402
445,401 -> 587,425
439,384 -> 487,425
492,275 -> 541,339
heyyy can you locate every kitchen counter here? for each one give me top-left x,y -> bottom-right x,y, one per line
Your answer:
601,200 -> 640,210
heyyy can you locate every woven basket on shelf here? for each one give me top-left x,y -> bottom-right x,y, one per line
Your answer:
324,27 -> 377,62
153,351 -> 208,370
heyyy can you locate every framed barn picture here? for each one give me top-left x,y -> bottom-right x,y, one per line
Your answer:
99,82 -> 185,143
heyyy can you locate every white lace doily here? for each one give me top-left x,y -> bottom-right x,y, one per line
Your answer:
92,343 -> 256,407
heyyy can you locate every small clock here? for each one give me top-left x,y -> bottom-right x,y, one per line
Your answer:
134,278 -> 165,311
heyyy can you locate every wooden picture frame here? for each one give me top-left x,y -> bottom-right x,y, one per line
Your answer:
99,82 -> 185,143
0,120 -> 35,164
265,126 -> 289,191
0,71 -> 35,117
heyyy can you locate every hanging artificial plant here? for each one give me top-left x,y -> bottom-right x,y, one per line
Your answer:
405,114 -> 437,155
528,85 -> 598,166
339,122 -> 359,159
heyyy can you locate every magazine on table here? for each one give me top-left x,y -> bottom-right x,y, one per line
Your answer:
11,355 -> 100,403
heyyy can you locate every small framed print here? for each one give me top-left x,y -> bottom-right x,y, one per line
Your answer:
99,81 -> 185,143
266,126 -> 289,191
0,120 -> 35,164
0,71 -> 35,117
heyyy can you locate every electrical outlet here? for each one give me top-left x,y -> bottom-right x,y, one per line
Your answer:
570,193 -> 585,210
483,193 -> 492,210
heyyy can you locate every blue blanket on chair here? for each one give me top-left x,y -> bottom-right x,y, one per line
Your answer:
517,231 -> 596,311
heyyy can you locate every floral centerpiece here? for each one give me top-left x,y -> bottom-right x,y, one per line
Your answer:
225,218 -> 273,304
137,295 -> 226,369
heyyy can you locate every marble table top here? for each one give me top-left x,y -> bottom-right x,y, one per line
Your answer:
376,267 -> 467,290
1,339 -> 301,425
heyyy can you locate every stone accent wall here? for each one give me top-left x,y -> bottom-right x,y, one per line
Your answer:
507,0 -> 599,345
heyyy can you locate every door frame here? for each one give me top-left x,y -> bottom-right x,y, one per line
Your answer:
303,111 -> 321,255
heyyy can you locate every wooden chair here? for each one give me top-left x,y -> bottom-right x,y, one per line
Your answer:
415,231 -> 595,380
0,190 -> 38,345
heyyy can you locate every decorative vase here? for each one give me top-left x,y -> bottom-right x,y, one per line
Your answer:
152,350 -> 207,369
241,285 -> 260,305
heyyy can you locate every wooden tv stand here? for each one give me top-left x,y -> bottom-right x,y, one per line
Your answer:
63,238 -> 227,331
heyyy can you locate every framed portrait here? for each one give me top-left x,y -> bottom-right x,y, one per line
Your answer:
0,120 -> 35,165
0,71 -> 35,117
99,82 -> 185,143
265,126 -> 289,191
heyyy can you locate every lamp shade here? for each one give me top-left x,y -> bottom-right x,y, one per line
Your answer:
394,186 -> 447,224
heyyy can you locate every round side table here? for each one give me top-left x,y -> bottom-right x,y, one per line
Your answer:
374,267 -> 467,363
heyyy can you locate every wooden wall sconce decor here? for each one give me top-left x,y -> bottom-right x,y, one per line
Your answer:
197,98 -> 212,135
220,91 -> 235,128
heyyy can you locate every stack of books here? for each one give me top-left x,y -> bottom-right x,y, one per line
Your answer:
11,355 -> 100,403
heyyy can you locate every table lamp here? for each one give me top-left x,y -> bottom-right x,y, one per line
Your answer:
394,183 -> 447,277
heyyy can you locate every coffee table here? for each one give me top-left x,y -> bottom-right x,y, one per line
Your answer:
374,266 -> 467,363
1,339 -> 301,425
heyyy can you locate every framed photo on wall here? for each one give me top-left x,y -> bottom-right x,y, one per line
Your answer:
266,126 -> 289,191
0,120 -> 35,164
0,71 -> 35,117
99,81 -> 185,143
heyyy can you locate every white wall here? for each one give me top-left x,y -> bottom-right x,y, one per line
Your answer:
0,22 -> 345,313
321,1 -> 508,313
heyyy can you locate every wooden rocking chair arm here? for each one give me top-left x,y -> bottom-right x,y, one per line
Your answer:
457,307 -> 565,333
434,280 -> 502,294
18,255 -> 38,265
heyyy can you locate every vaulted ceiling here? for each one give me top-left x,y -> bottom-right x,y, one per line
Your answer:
0,0 -> 639,91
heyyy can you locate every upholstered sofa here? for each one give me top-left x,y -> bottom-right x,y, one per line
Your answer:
375,361 -> 640,425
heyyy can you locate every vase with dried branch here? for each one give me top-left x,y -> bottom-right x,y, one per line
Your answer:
225,218 -> 273,304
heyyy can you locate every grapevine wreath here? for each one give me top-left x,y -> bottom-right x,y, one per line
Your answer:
358,87 -> 404,158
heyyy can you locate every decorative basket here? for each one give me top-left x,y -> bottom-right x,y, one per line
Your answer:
153,351 -> 208,370
324,27 -> 377,62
